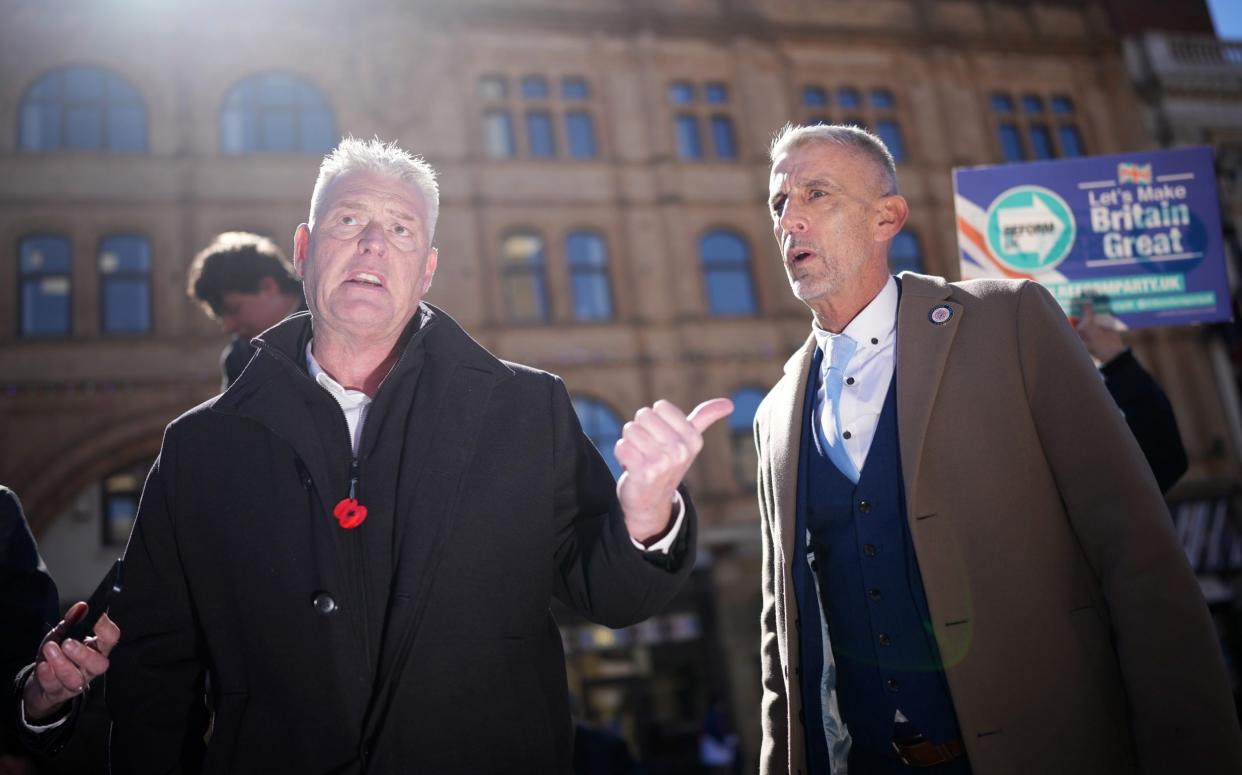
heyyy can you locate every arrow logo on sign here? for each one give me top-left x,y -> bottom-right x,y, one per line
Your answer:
995,194 -> 1065,265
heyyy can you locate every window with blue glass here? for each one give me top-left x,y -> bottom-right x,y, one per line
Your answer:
480,73 -> 597,160
991,90 -> 1085,162
699,231 -> 757,316
999,123 -> 1025,161
675,114 -> 703,159
1029,124 -> 1055,160
19,235 -> 72,337
705,83 -> 729,104
20,67 -> 147,152
521,75 -> 550,99
730,387 -> 766,488
99,236 -> 152,335
571,397 -> 623,479
798,82 -> 908,162
566,111 -> 596,158
220,73 -> 335,154
1058,125 -> 1084,157
526,110 -> 556,157
890,231 -> 924,275
566,231 -> 613,321
710,115 -> 737,159
502,232 -> 549,322
670,80 -> 739,161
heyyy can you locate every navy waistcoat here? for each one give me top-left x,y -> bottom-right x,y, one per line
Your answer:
794,346 -> 964,769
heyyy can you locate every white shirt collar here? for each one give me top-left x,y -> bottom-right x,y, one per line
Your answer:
812,275 -> 898,353
305,341 -> 370,409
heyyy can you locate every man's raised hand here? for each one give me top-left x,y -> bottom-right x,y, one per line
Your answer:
615,398 -> 734,545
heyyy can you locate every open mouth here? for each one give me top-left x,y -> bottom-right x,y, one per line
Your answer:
787,248 -> 815,265
346,272 -> 384,288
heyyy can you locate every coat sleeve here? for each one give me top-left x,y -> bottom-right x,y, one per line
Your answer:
755,411 -> 789,775
548,375 -> 695,628
1015,281 -> 1242,772
106,431 -> 208,774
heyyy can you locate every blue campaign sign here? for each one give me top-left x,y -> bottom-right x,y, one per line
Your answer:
953,147 -> 1231,328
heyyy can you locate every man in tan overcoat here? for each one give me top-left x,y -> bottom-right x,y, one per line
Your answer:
755,123 -> 1242,774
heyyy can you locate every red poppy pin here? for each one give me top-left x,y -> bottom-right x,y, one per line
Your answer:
333,498 -> 368,529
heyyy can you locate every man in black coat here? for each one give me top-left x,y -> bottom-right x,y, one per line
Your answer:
107,137 -> 732,774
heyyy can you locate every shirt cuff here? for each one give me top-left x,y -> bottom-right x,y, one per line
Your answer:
21,694 -> 69,732
630,490 -> 686,555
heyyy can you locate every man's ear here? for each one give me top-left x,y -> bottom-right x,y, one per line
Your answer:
421,247 -> 438,295
293,224 -> 310,277
874,195 -> 909,242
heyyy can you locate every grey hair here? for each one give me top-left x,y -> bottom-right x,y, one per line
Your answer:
308,136 -> 441,240
768,123 -> 898,196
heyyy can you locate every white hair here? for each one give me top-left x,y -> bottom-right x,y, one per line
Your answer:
768,122 -> 898,196
308,136 -> 441,240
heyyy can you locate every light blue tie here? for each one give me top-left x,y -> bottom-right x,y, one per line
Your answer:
822,335 -> 860,483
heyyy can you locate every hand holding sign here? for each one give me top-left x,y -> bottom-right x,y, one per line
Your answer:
615,398 -> 734,545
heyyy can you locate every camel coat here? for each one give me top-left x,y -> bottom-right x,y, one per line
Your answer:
755,274 -> 1242,775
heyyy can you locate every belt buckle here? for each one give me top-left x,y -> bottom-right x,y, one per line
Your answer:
892,733 -> 926,767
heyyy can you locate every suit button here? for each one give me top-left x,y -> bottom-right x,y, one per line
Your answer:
867,588 -> 881,601
859,500 -> 872,514
863,544 -> 877,557
878,633 -> 892,647
312,592 -> 338,615
886,679 -> 899,692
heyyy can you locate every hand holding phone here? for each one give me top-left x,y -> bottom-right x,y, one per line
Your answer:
37,559 -> 123,658
24,560 -> 123,721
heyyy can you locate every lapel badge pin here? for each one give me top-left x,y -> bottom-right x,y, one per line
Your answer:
928,305 -> 954,326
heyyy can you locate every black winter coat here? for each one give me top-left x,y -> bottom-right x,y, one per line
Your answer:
107,305 -> 695,774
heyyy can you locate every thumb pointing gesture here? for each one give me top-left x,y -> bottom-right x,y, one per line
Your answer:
615,397 -> 734,544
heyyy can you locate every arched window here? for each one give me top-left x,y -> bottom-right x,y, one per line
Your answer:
19,66 -> 147,152
730,387 -> 766,489
572,396 -> 623,478
890,231 -> 923,275
220,73 -> 335,154
99,235 -> 152,334
19,234 -> 72,337
501,232 -> 549,322
699,231 -> 757,316
566,231 -> 613,322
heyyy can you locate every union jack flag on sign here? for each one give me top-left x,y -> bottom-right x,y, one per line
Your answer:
1117,162 -> 1152,184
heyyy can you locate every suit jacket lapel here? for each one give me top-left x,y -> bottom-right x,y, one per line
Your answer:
772,335 -> 818,571
895,274 -> 961,509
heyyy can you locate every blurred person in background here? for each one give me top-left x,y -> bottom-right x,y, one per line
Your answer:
186,231 -> 306,389
1074,298 -> 1188,493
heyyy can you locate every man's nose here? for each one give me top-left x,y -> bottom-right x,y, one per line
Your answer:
358,220 -> 387,254
779,202 -> 807,234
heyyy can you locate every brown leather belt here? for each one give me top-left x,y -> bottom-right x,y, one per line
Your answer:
891,736 -> 964,768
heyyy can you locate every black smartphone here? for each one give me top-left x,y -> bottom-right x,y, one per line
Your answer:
39,559 -> 123,653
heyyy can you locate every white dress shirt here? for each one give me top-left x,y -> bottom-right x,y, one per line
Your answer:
812,275 -> 899,479
306,343 -> 683,553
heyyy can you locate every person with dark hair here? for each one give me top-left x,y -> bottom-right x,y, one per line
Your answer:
1074,299 -> 1188,493
186,231 -> 306,389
